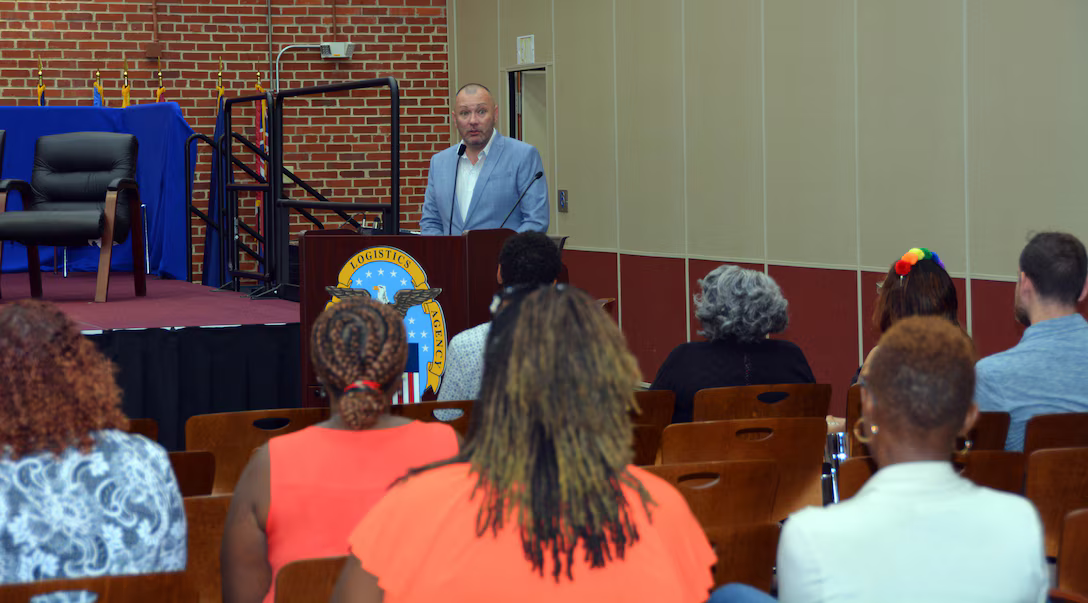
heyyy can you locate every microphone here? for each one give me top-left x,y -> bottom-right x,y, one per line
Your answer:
448,144 -> 466,235
499,171 -> 544,229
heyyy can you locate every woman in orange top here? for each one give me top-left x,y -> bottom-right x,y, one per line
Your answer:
221,298 -> 459,603
332,286 -> 716,603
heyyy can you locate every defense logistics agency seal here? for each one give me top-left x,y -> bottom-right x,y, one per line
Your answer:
325,246 -> 446,394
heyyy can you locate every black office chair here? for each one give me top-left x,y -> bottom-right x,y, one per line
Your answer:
0,131 -> 146,302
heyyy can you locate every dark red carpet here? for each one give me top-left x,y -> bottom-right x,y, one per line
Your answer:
0,272 -> 299,331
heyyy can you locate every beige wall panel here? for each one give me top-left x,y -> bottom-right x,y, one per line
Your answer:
968,1 -> 1088,278
764,0 -> 856,267
615,0 -> 685,255
455,0 -> 500,101
553,0 -> 617,248
858,1 -> 966,274
685,0 -> 764,261
499,0 -> 553,68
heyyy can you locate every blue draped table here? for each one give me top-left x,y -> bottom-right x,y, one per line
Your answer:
0,103 -> 195,279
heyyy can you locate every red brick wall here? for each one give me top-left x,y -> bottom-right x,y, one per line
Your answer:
0,0 -> 450,280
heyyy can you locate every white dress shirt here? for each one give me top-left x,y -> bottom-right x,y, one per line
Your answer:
777,461 -> 1048,603
456,129 -> 497,222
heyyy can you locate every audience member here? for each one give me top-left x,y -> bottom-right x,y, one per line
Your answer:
333,286 -> 715,602
714,317 -> 1047,602
437,231 -> 561,401
975,231 -> 1088,450
0,301 -> 186,589
650,265 -> 814,423
221,298 -> 459,603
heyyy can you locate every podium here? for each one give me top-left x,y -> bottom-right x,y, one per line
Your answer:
298,228 -> 515,405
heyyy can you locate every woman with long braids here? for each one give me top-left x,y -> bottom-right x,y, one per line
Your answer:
221,298 -> 459,603
332,286 -> 715,603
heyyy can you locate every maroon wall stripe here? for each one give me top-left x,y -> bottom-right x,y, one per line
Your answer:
619,254 -> 688,382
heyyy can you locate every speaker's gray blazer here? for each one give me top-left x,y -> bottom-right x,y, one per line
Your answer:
420,131 -> 549,235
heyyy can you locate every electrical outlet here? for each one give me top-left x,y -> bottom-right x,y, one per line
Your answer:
558,189 -> 569,213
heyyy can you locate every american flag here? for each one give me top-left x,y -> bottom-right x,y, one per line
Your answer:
391,343 -> 422,405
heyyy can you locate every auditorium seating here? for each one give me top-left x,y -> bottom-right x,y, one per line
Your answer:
661,417 -> 825,520
704,523 -> 780,590
693,383 -> 831,421
631,389 -> 675,432
127,417 -> 159,442
169,450 -> 217,497
184,494 -> 232,603
643,460 -> 779,529
1025,447 -> 1088,558
0,571 -> 195,602
274,556 -> 348,603
1024,413 -> 1088,457
838,452 -> 1026,500
390,399 -> 472,435
185,407 -> 329,493
1059,508 -> 1088,597
632,424 -> 662,466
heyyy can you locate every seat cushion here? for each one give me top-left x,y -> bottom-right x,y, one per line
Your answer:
0,209 -> 103,246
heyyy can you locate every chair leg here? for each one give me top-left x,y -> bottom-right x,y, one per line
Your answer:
132,201 -> 147,297
27,245 -> 42,298
95,241 -> 114,303
0,241 -> 4,299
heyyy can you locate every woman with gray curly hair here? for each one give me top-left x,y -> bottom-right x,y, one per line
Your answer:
650,265 -> 815,423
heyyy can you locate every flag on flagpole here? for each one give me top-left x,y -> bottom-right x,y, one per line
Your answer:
391,344 -> 423,405
92,70 -> 105,107
36,58 -> 46,106
155,68 -> 166,102
121,62 -> 131,108
254,73 -> 268,246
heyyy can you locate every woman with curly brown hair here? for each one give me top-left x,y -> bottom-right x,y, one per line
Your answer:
0,300 -> 186,588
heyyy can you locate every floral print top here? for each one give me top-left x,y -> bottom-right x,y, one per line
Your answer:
0,429 -> 187,601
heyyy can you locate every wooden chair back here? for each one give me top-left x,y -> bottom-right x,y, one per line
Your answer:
703,523 -> 780,590
966,411 -> 1012,451
0,572 -> 194,602
389,400 -> 472,436
1025,413 -> 1088,457
632,390 -> 675,432
1059,508 -> 1088,596
643,460 -> 779,528
693,383 -> 831,422
128,417 -> 159,443
837,456 -> 878,501
169,450 -> 216,498
845,384 -> 867,457
186,407 -> 329,493
183,494 -> 233,603
632,424 -> 661,466
660,417 -> 826,519
274,556 -> 349,603
1051,589 -> 1088,603
839,452 -> 1026,502
1025,447 -> 1088,557
958,450 -> 1025,494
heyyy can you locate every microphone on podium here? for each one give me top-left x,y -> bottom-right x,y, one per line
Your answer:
448,144 -> 466,235
500,171 -> 544,229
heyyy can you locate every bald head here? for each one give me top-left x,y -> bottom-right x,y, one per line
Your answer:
453,83 -> 498,152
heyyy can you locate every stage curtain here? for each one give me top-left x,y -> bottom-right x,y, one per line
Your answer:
0,103 -> 195,279
88,324 -> 302,451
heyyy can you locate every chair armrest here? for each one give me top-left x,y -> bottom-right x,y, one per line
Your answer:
107,177 -> 139,192
0,179 -> 33,213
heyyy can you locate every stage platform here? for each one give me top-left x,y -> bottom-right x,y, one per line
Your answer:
1,272 -> 304,451
0,272 -> 299,330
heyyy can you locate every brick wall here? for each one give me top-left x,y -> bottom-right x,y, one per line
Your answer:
0,0 -> 450,280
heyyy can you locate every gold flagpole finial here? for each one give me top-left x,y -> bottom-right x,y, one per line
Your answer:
37,57 -> 43,83
123,60 -> 129,83
94,69 -> 101,84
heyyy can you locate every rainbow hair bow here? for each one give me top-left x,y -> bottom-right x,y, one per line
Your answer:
894,247 -> 944,277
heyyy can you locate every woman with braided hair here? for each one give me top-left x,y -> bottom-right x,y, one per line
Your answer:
332,286 -> 715,603
222,298 -> 459,603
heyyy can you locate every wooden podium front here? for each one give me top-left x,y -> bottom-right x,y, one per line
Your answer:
298,228 -> 515,405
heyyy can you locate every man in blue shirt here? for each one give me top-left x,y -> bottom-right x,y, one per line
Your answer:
975,232 -> 1088,451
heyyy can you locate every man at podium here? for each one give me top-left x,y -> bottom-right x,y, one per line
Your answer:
420,83 -> 549,236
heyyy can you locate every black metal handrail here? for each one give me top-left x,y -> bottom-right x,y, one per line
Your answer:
184,133 -> 223,283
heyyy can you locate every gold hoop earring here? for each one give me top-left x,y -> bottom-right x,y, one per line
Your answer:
853,418 -> 879,444
955,437 -> 973,456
